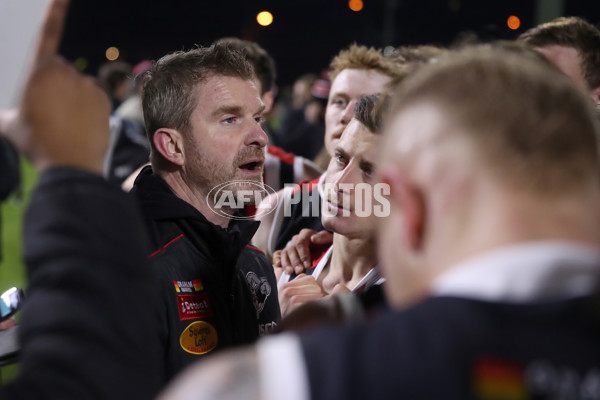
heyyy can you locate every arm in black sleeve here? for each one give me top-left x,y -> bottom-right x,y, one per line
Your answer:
0,168 -> 165,400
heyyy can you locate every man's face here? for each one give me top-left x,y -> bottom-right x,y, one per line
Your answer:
184,75 -> 267,201
535,45 -> 588,90
321,118 -> 380,239
324,69 -> 391,156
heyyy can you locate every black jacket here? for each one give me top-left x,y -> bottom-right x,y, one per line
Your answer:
131,167 -> 280,380
301,294 -> 600,400
0,168 -> 164,399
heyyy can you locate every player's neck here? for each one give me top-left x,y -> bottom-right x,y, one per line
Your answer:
321,234 -> 377,292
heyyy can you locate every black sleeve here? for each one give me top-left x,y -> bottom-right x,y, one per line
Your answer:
0,136 -> 20,201
0,168 -> 165,400
356,284 -> 388,315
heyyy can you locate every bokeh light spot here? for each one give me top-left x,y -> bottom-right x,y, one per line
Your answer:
507,15 -> 521,30
349,0 -> 364,12
105,46 -> 120,61
257,11 -> 273,26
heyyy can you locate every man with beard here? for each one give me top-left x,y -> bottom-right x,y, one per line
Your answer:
159,44 -> 600,400
131,44 -> 280,380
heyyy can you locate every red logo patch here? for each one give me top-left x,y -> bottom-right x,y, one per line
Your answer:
177,293 -> 213,320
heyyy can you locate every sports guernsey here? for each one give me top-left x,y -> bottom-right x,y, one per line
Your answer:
278,245 -> 384,293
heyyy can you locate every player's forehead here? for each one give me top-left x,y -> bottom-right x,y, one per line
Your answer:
329,68 -> 391,100
194,75 -> 264,115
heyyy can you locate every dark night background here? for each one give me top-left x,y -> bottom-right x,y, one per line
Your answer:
60,0 -> 600,88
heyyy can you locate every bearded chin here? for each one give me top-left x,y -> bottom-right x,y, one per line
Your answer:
229,180 -> 266,206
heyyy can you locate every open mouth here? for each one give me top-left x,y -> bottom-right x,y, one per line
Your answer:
239,159 -> 264,173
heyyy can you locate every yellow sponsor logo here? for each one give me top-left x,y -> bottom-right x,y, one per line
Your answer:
179,321 -> 218,355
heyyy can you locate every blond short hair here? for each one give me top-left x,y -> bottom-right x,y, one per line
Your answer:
329,44 -> 405,83
389,44 -> 600,194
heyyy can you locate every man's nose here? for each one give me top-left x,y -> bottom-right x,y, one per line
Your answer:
340,101 -> 356,125
247,121 -> 269,147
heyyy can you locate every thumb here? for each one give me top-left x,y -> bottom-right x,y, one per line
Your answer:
310,230 -> 333,245
331,283 -> 350,294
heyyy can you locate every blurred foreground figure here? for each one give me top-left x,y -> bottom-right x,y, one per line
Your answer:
0,0 -> 163,398
159,44 -> 600,400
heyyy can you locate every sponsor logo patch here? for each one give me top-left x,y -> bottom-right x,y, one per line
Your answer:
177,293 -> 213,320
173,279 -> 204,293
180,321 -> 218,355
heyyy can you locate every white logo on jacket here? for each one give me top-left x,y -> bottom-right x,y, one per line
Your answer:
245,271 -> 271,318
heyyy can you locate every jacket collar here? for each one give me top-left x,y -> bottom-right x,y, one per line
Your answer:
131,166 -> 260,248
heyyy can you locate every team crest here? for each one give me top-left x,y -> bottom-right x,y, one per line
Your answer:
245,271 -> 271,318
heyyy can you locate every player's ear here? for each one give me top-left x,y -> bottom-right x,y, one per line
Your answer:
261,91 -> 275,114
380,167 -> 426,252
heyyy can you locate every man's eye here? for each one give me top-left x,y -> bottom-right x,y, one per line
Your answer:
223,117 -> 236,124
255,116 -> 264,124
331,98 -> 347,108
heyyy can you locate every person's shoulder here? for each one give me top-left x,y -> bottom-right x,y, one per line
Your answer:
241,244 -> 271,268
245,243 -> 266,256
278,176 -> 322,201
299,297 -> 484,349
147,232 -> 187,259
390,296 -> 490,331
240,244 -> 278,279
296,176 -> 321,191
266,145 -> 296,165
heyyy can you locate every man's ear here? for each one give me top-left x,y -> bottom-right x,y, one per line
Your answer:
590,86 -> 600,104
153,128 -> 185,166
381,167 -> 426,251
262,91 -> 275,114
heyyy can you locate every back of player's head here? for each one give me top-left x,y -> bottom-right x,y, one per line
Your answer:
518,16 -> 600,89
388,44 -> 600,195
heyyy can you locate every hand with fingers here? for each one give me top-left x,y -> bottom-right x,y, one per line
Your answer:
274,229 -> 334,275
274,283 -> 352,333
2,0 -> 110,175
278,273 -> 327,317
